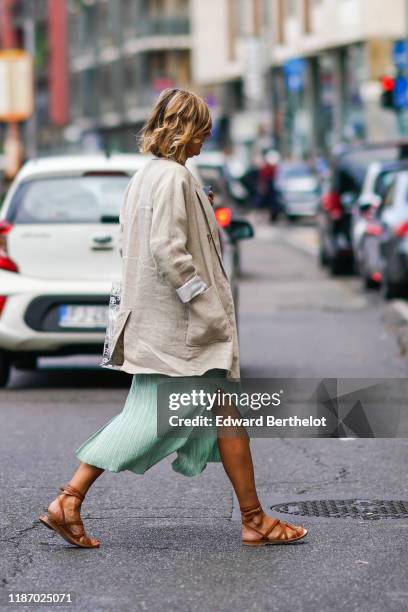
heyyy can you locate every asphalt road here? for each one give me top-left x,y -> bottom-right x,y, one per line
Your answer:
1,217 -> 408,612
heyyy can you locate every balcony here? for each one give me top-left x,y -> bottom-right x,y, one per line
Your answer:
136,17 -> 190,36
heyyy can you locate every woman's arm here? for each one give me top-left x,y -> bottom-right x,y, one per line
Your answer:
149,168 -> 208,303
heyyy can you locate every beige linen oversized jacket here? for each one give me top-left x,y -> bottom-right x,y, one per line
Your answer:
103,157 -> 240,381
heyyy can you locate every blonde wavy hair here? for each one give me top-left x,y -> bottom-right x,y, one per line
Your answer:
138,88 -> 212,164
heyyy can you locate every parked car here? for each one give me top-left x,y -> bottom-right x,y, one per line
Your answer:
357,170 -> 408,299
275,161 -> 321,221
0,154 -> 253,387
351,160 -> 408,285
195,150 -> 253,275
317,140 -> 408,275
195,150 -> 250,208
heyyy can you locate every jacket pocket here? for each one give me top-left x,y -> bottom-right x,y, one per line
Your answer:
186,285 -> 231,347
103,308 -> 132,367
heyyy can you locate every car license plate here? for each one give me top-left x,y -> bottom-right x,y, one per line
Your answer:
58,305 -> 108,328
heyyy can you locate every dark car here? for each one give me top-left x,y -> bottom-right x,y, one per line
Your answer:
195,153 -> 253,279
358,170 -> 408,299
317,140 -> 408,275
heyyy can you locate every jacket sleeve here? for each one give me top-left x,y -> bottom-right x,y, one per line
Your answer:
149,167 -> 208,303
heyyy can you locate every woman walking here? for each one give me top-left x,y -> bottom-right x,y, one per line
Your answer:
38,88 -> 308,548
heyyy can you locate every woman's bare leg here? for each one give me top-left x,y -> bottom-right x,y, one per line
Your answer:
216,397 -> 306,542
46,463 -> 104,546
69,462 -> 104,495
217,433 -> 259,508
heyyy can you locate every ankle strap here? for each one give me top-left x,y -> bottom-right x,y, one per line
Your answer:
240,502 -> 263,521
59,483 -> 85,502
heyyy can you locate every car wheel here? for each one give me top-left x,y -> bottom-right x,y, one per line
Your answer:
0,351 -> 11,388
287,215 -> 298,223
329,256 -> 345,276
363,274 -> 380,290
360,260 -> 379,289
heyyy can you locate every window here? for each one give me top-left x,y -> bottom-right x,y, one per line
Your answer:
237,0 -> 254,36
8,176 -> 130,225
120,0 -> 137,38
381,181 -> 396,212
81,68 -> 97,118
97,0 -> 118,49
286,0 -> 298,17
68,9 -> 81,58
374,171 -> 398,200
98,60 -> 122,115
123,55 -> 137,105
262,0 -> 272,26
82,5 -> 97,52
70,73 -> 81,119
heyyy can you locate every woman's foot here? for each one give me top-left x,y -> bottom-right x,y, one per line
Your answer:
39,484 -> 100,548
241,503 -> 307,546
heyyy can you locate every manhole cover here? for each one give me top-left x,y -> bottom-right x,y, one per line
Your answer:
270,499 -> 408,520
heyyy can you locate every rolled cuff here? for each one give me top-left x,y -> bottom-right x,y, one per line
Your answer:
176,273 -> 208,303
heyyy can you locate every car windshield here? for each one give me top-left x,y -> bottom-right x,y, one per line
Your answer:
197,166 -> 224,193
341,147 -> 407,170
278,164 -> 314,178
374,170 -> 398,198
7,175 -> 130,224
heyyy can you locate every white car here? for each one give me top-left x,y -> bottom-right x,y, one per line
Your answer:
0,153 -> 238,387
351,160 -> 408,279
276,162 -> 321,220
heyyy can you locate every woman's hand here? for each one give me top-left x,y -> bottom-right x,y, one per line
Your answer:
207,190 -> 215,207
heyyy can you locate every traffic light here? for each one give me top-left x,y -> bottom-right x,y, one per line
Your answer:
380,76 -> 396,109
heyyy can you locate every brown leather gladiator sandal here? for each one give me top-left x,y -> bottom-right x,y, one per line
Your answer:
241,502 -> 308,546
38,484 -> 100,548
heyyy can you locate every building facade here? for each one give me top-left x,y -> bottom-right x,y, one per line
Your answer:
4,0 -> 404,161
0,0 -> 68,158
269,0 -> 408,156
64,0 -> 278,157
190,0 -> 275,159
69,0 -> 274,155
67,0 -> 193,152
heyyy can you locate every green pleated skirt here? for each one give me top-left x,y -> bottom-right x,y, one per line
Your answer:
75,368 -> 237,477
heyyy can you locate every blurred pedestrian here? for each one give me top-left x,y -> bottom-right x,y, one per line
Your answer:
38,88 -> 307,549
240,159 -> 261,209
256,149 -> 283,223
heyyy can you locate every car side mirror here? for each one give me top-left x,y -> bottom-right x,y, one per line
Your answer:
227,219 -> 254,241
